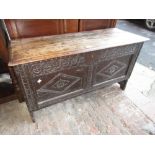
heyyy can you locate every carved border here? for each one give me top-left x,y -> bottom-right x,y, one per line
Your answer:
95,44 -> 138,63
28,54 -> 86,78
14,65 -> 38,111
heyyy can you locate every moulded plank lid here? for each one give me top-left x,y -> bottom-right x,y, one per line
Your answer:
9,28 -> 149,66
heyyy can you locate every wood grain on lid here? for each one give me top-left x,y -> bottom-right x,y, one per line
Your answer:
9,28 -> 149,66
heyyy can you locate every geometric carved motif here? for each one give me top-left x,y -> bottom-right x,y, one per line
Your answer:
37,73 -> 81,94
97,60 -> 127,78
97,44 -> 137,62
29,55 -> 85,77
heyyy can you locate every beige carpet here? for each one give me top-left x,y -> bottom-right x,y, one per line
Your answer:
0,84 -> 154,134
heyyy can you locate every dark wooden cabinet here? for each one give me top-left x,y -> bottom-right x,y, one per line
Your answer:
4,19 -> 80,39
4,19 -> 116,39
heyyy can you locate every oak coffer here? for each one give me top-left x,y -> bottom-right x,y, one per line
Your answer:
9,28 -> 148,122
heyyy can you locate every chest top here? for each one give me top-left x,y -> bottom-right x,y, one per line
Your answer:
9,28 -> 148,66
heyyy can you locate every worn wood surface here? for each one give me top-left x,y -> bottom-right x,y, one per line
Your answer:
9,28 -> 148,66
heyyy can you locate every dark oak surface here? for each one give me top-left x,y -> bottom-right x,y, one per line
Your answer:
9,28 -> 148,66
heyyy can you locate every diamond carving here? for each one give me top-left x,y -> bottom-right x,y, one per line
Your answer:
52,79 -> 70,89
97,60 -> 126,78
37,73 -> 81,93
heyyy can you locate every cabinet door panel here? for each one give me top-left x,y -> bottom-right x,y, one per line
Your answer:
4,19 -> 64,39
79,19 -> 116,31
63,19 -> 79,33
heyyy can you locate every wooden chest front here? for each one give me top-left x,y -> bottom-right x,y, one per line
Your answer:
9,28 -> 148,121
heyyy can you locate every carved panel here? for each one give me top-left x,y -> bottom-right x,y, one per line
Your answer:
94,44 -> 138,63
28,54 -> 86,78
97,60 -> 127,78
37,73 -> 81,94
28,65 -> 90,103
14,65 -> 38,111
93,55 -> 131,85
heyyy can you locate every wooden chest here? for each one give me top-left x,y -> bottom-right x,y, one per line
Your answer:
9,28 -> 148,122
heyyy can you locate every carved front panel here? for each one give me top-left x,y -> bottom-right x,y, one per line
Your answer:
92,44 -> 139,85
14,42 -> 142,111
93,56 -> 131,85
93,44 -> 138,62
39,73 -> 80,93
26,54 -> 91,105
31,66 -> 89,104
